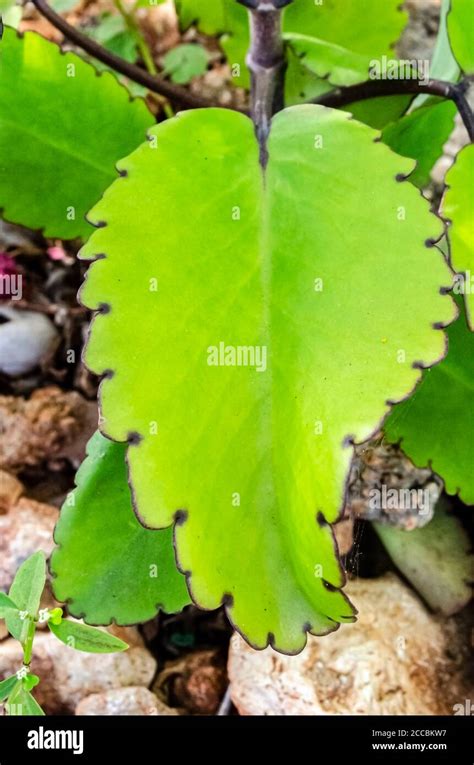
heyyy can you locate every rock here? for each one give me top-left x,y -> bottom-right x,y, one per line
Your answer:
0,496 -> 57,592
155,649 -> 226,714
0,471 -> 24,513
228,574 -> 472,716
0,387 -> 97,473
0,629 -> 156,714
76,687 -> 178,716
0,308 -> 59,377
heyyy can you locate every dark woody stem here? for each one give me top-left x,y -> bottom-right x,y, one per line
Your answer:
312,78 -> 474,142
239,0 -> 293,164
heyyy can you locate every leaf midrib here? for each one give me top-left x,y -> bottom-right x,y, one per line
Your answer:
0,115 -> 112,179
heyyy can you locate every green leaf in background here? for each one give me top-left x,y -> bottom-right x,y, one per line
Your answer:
374,499 -> 473,615
175,0 -> 226,33
0,675 -> 18,702
52,432 -> 190,624
163,43 -> 209,84
385,304 -> 474,504
0,592 -> 18,618
285,34 -> 373,88
8,552 -> 46,616
177,0 -> 407,89
6,552 -> 46,642
79,106 -> 455,652
49,0 -> 78,11
6,682 -> 45,716
0,27 -> 153,239
0,0 -> 22,28
411,0 -> 460,112
448,0 -> 474,74
442,145 -> 474,329
382,101 -> 457,188
86,13 -> 137,63
48,619 -> 128,653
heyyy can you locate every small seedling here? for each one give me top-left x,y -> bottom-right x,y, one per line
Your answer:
0,552 -> 128,716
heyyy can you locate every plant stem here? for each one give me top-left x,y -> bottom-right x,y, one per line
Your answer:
113,0 -> 157,75
27,0 -> 223,110
312,78 -> 474,142
23,618 -> 36,667
112,0 -> 174,116
239,0 -> 293,163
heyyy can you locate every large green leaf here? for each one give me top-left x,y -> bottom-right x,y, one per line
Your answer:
448,0 -> 474,74
0,27 -> 153,239
382,101 -> 457,188
442,145 -> 474,330
79,106 -> 455,653
177,0 -> 407,89
385,304 -> 474,505
51,432 -> 190,624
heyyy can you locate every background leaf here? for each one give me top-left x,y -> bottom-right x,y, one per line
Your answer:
163,43 -> 209,84
79,106 -> 455,652
48,619 -> 128,653
0,675 -> 18,702
442,144 -> 474,329
6,683 -> 45,716
6,552 -> 45,641
177,0 -> 407,89
51,431 -> 190,624
382,101 -> 457,188
0,27 -> 154,239
385,304 -> 474,504
374,499 -> 473,615
448,0 -> 474,74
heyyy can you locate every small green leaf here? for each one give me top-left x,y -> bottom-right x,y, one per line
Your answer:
382,101 -> 457,188
48,620 -> 128,653
0,591 -> 18,618
448,0 -> 474,74
7,683 -> 45,716
0,675 -> 18,702
23,674 -> 40,692
442,144 -> 474,329
6,552 -> 46,641
8,552 -> 45,615
48,607 -> 63,626
163,43 -> 209,84
51,432 -> 190,624
87,14 -> 137,63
